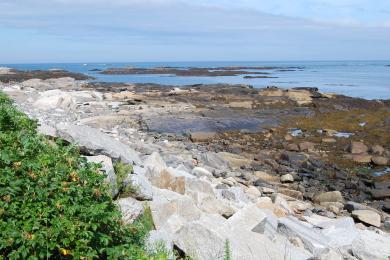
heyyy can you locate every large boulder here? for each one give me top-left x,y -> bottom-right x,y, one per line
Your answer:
85,155 -> 118,197
56,123 -> 141,164
149,188 -> 202,230
351,229 -> 390,260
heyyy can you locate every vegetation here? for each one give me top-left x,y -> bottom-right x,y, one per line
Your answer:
114,162 -> 137,198
0,93 -> 165,259
223,240 -> 231,260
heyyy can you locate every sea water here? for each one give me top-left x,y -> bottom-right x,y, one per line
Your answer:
2,60 -> 390,100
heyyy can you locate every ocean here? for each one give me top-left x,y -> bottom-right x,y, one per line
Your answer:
2,60 -> 390,100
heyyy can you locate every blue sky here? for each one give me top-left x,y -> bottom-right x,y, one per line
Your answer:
0,0 -> 389,63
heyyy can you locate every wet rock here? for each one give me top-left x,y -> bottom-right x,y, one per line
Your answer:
116,197 -> 144,224
280,174 -> 294,183
352,210 -> 381,227
348,141 -> 368,154
372,156 -> 389,166
313,191 -> 343,204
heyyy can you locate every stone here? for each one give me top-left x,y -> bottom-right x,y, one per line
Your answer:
227,204 -> 267,233
190,131 -> 216,142
280,151 -> 307,165
352,210 -> 381,227
280,174 -> 294,183
351,229 -> 390,260
372,156 -> 389,166
37,124 -> 58,137
146,229 -> 174,253
228,101 -> 253,109
313,191 -> 343,204
299,142 -> 316,151
348,141 -> 368,154
245,186 -> 261,198
143,152 -> 167,175
217,152 -> 252,169
370,145 -> 385,155
79,115 -> 136,129
320,202 -> 344,214
149,169 -> 186,194
150,188 -> 202,230
370,189 -> 390,200
33,89 -> 74,110
116,197 -> 144,224
57,123 -> 141,164
191,167 -> 213,178
279,189 -> 304,200
124,173 -> 153,201
285,89 -> 313,105
277,216 -> 329,255
286,143 -> 299,151
322,138 -> 337,143
351,154 -> 372,163
254,171 -> 280,183
85,155 -> 118,197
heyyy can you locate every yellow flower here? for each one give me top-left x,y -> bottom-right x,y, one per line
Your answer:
60,248 -> 71,256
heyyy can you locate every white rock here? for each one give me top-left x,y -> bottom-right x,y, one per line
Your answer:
85,155 -> 118,197
34,89 -> 74,110
351,229 -> 390,260
280,174 -> 294,183
352,209 -> 381,227
57,123 -> 141,164
116,197 -> 144,224
191,167 -> 213,178
125,173 -> 153,201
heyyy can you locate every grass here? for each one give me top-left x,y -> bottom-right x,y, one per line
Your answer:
0,92 -> 166,259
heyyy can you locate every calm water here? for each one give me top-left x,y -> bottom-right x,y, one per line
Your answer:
2,61 -> 390,100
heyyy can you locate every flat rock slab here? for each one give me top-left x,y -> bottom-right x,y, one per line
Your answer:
144,115 -> 278,134
57,123 -> 141,164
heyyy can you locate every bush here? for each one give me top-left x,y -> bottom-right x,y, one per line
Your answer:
0,93 -> 161,259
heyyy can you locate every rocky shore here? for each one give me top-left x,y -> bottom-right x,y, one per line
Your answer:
1,69 -> 390,259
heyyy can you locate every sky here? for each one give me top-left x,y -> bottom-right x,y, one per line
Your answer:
0,0 -> 390,63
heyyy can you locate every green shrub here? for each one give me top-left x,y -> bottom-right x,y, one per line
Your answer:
0,93 -> 162,259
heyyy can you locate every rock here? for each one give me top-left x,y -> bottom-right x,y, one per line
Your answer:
190,131 -> 216,142
285,89 -> 312,105
280,174 -> 294,183
370,145 -> 385,155
217,152 -> 252,169
146,229 -> 174,253
254,171 -> 280,183
299,142 -> 316,152
148,169 -> 186,194
227,204 -> 267,233
143,152 -> 167,175
372,156 -> 389,166
280,151 -> 307,165
320,202 -> 344,214
313,191 -> 343,204
34,89 -> 74,110
351,229 -> 390,260
278,188 -> 304,200
352,210 -> 381,227
116,197 -> 144,224
79,115 -> 136,129
370,189 -> 390,200
228,101 -> 253,109
150,188 -> 202,230
277,216 -> 329,255
124,174 -> 153,201
245,186 -> 261,198
221,189 -> 236,200
57,123 -> 141,164
37,124 -> 58,137
351,154 -> 372,163
322,138 -> 336,143
348,141 -> 368,154
191,167 -> 213,178
0,67 -> 14,74
286,143 -> 299,151
85,155 -> 118,197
